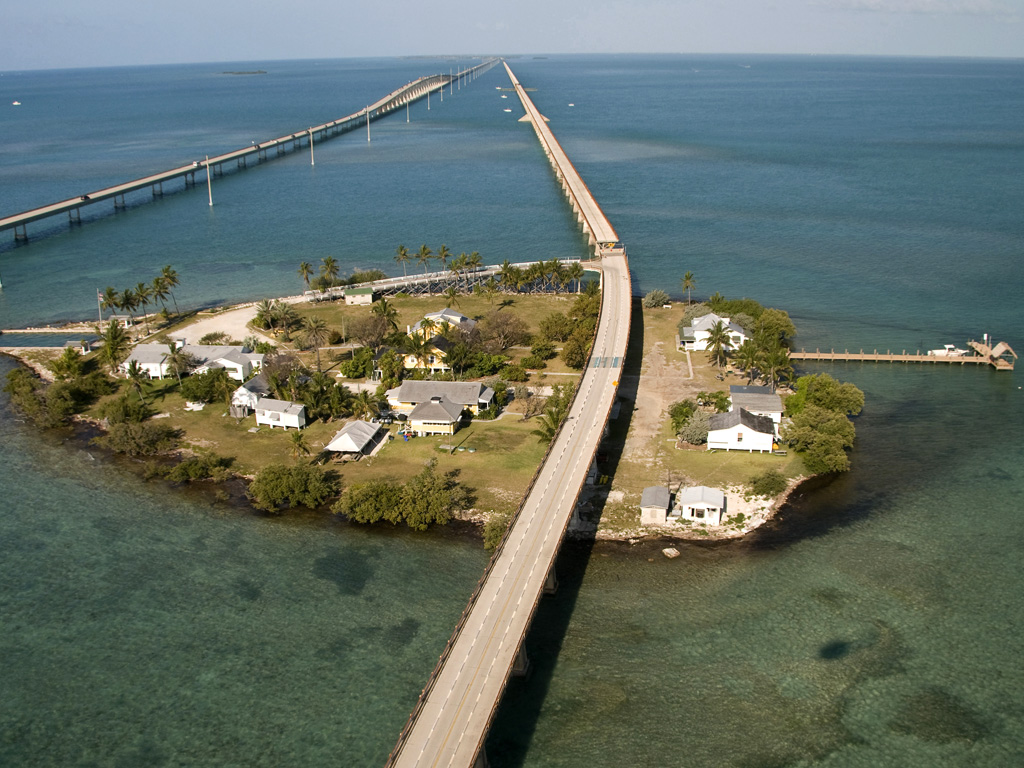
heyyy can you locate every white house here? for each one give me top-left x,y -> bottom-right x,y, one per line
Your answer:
675,486 -> 726,525
122,343 -> 263,381
344,286 -> 377,305
410,308 -> 476,336
408,397 -> 465,437
729,385 -> 784,435
254,398 -> 306,430
386,381 -> 495,416
639,486 -> 671,526
707,408 -> 775,453
231,373 -> 272,415
680,313 -> 748,352
325,420 -> 385,458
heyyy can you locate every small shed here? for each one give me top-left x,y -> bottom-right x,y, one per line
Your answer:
640,486 -> 671,526
254,398 -> 306,430
325,421 -> 385,459
676,486 -> 726,525
344,286 -> 378,305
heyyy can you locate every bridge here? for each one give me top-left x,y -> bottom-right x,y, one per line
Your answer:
0,59 -> 499,243
385,61 -> 631,768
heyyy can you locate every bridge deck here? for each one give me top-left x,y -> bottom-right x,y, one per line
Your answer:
387,63 -> 631,767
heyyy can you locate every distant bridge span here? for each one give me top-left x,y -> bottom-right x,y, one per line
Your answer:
385,61 -> 631,768
0,59 -> 499,242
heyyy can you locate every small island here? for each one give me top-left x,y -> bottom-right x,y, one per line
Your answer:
1,257 -> 861,549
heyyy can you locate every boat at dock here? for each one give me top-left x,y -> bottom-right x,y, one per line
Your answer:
927,344 -> 969,357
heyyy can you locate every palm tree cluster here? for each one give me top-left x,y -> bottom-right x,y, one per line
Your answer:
100,265 -> 181,335
498,259 -> 585,295
263,359 -> 379,426
253,299 -> 299,339
704,314 -> 795,393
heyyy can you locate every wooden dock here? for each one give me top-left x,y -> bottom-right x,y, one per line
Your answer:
792,339 -> 1016,371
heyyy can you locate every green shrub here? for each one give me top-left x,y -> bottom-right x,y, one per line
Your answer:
503,364 -> 529,382
94,422 -> 179,456
100,395 -> 152,424
164,453 -> 232,483
530,341 -> 556,360
668,399 -> 697,432
642,289 -> 670,308
248,464 -> 339,513
483,511 -> 513,551
520,355 -> 546,370
748,469 -> 788,498
678,410 -> 710,445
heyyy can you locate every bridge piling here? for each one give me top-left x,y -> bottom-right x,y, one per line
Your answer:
511,645 -> 530,678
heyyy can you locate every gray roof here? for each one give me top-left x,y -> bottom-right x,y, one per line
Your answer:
409,397 -> 464,423
687,313 -> 747,337
412,308 -> 476,334
126,343 -> 262,369
392,381 -> 495,408
256,398 -> 305,416
676,486 -> 725,508
730,385 -> 771,395
326,420 -> 382,453
708,407 -> 775,435
731,391 -> 783,414
640,486 -> 670,510
237,373 -> 271,396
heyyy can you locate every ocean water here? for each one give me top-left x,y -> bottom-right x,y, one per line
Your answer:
1,55 -> 1023,766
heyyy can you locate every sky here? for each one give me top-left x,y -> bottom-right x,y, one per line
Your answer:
2,0 -> 1022,70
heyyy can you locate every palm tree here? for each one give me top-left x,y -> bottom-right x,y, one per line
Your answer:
681,271 -> 696,305
298,261 -> 313,291
134,281 -> 153,334
450,252 -> 467,290
402,333 -> 433,371
760,346 -> 793,393
151,276 -> 170,315
394,245 -> 411,277
436,244 -> 452,280
442,286 -> 461,309
417,316 -> 438,340
288,430 -> 311,461
119,288 -> 139,328
301,315 -> 330,371
162,343 -> 196,386
254,299 -> 276,332
481,277 -> 499,306
160,265 -> 181,316
416,244 -> 433,274
273,302 -> 298,340
100,287 -> 120,320
734,340 -> 760,384
371,296 -> 399,332
125,360 -> 149,403
320,256 -> 339,287
565,262 -> 585,294
99,320 -> 130,374
351,390 -> 378,420
705,320 -> 733,370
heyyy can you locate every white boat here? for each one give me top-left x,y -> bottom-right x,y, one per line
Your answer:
927,344 -> 970,357
503,108 -> 512,113
501,94 -> 507,99
12,101 -> 21,106
568,103 -> 575,107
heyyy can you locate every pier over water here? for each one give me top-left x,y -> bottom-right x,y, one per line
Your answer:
0,59 -> 499,243
386,62 -> 631,768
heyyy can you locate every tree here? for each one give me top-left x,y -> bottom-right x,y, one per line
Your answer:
759,346 -> 793,393
402,332 -> 434,371
301,315 -> 331,372
160,265 -> 181,316
180,368 -> 233,404
272,302 -> 298,340
479,277 -> 500,306
734,340 -> 761,384
47,347 -> 85,381
99,319 -> 130,374
681,271 -> 696,305
94,421 -> 178,456
754,308 -> 796,350
784,373 -> 864,417
333,479 -> 405,524
668,399 -> 697,432
320,256 -> 339,286
748,469 -> 789,498
124,360 -> 149,404
705,320 -> 733,369
479,310 -> 530,352
100,286 -> 120,320
288,430 -> 311,460
351,390 -> 379,420
298,261 -> 313,291
248,464 -> 338,513
678,410 -> 711,445
442,286 -> 461,309
642,289 -> 670,308
133,281 -> 153,334
416,244 -> 433,274
119,288 -> 138,326
560,331 -> 591,370
370,296 -> 399,332
151,276 -> 170,315
539,312 -> 574,342
565,261 -> 585,294
394,244 -> 410,276
400,459 -> 471,531
162,344 -> 196,385
436,244 -> 451,278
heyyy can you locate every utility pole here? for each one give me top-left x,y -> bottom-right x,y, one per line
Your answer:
205,156 -> 213,206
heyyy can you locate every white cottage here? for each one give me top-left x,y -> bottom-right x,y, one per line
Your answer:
122,343 -> 263,381
640,486 -> 672,526
680,313 -> 748,352
729,385 -> 784,435
231,373 -> 272,415
325,420 -> 385,458
254,398 -> 306,430
707,408 -> 775,453
675,486 -> 726,525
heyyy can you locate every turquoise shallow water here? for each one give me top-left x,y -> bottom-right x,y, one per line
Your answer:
1,55 -> 1023,766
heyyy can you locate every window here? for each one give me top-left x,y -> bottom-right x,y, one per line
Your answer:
737,432 -> 743,443
695,509 -> 705,519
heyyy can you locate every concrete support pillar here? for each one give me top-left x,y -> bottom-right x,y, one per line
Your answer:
214,164 -> 223,177
473,748 -> 490,768
512,645 -> 530,678
152,182 -> 163,197
543,568 -> 558,595
114,194 -> 126,210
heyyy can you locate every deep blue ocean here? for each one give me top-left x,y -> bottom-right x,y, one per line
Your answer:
1,55 -> 1023,766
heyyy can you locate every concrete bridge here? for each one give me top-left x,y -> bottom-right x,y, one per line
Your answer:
385,61 -> 631,768
0,59 -> 499,243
